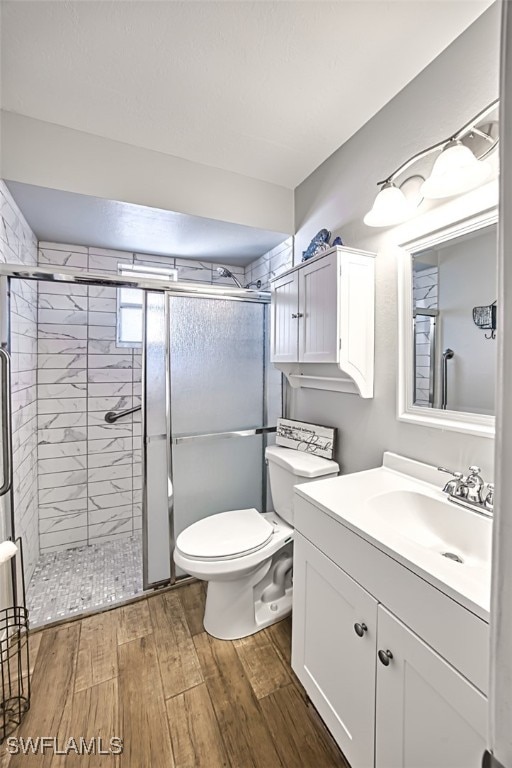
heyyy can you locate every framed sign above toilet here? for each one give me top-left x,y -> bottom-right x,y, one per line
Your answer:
276,418 -> 336,460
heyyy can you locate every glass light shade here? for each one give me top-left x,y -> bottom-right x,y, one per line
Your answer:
363,182 -> 414,227
421,140 -> 492,199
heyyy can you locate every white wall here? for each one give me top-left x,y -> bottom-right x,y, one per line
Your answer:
490,3 -> 512,762
0,112 -> 294,236
291,3 -> 500,478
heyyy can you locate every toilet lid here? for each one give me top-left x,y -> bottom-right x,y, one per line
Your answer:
176,508 -> 274,560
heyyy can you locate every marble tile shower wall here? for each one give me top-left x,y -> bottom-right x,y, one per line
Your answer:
0,182 -> 39,581
242,238 -> 294,291
36,243 -> 247,551
413,266 -> 439,406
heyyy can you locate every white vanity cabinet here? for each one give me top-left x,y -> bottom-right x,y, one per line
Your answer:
375,605 -> 487,768
270,246 -> 375,397
292,518 -> 488,768
292,534 -> 377,768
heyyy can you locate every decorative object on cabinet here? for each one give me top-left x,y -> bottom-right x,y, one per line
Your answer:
364,99 -> 499,228
301,228 -> 331,261
473,301 -> 497,340
332,236 -> 344,247
276,418 -> 336,460
270,245 -> 375,397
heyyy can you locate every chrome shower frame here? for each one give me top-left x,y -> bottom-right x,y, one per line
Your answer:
0,263 -> 276,592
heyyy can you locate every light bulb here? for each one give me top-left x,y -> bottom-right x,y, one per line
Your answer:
421,140 -> 491,199
363,182 -> 415,228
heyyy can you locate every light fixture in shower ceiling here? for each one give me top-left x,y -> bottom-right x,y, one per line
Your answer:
364,99 -> 499,228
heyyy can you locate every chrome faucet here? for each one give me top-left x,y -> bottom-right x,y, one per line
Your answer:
465,466 -> 486,505
438,467 -> 466,497
438,466 -> 494,517
485,483 -> 494,512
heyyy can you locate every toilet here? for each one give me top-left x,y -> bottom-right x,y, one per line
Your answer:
174,445 -> 339,640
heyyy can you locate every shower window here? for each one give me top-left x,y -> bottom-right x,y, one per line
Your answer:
117,264 -> 177,346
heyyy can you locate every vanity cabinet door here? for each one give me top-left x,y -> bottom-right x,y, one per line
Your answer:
298,252 -> 339,363
292,532 -> 378,768
375,606 -> 487,768
270,270 -> 299,362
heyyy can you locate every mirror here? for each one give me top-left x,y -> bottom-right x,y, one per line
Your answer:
398,210 -> 498,437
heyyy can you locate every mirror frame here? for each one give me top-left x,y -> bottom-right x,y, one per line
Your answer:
397,207 -> 498,438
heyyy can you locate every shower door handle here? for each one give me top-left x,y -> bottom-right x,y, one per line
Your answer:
0,348 -> 12,497
170,425 -> 277,446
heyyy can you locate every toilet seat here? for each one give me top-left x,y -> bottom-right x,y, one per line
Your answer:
176,508 -> 274,561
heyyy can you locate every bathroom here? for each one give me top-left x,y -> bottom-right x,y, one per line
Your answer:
0,1 -> 511,766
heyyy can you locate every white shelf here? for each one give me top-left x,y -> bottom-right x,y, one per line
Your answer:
287,373 -> 360,395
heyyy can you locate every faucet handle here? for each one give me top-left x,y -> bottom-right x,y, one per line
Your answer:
468,466 -> 482,476
438,467 -> 466,497
438,467 -> 464,479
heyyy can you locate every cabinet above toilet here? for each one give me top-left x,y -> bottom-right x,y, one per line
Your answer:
270,245 -> 376,397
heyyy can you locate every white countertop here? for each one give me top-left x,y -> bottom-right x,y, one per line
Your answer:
294,452 -> 492,622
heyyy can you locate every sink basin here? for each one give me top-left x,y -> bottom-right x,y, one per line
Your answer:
293,452 -> 493,619
366,490 -> 492,564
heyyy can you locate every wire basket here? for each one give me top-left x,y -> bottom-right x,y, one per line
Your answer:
0,538 -> 30,743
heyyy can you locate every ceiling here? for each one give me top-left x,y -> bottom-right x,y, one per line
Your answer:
6,181 -> 288,266
1,0 -> 494,190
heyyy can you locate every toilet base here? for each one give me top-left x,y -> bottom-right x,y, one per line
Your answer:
203,545 -> 293,640
204,581 -> 292,641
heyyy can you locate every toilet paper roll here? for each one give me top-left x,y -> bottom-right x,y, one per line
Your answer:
0,541 -> 18,564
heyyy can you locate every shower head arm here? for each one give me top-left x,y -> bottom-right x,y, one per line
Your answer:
215,266 -> 243,289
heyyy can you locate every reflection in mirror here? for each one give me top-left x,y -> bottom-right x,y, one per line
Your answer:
412,223 -> 497,415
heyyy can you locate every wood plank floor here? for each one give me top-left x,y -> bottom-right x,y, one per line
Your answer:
0,583 -> 350,768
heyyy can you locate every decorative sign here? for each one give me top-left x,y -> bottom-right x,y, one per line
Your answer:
276,418 -> 336,460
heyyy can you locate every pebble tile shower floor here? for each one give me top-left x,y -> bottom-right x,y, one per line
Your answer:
26,535 -> 143,627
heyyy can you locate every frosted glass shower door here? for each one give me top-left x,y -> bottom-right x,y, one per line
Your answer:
169,296 -> 266,576
143,291 -> 171,587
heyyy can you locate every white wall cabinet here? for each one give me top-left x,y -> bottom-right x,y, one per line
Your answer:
270,269 -> 299,363
298,249 -> 339,363
270,246 -> 375,397
292,531 -> 487,768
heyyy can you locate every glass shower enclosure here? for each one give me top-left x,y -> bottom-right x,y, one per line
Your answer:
143,289 -> 276,587
0,262 -> 277,615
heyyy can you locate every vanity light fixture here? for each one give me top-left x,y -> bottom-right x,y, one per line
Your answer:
363,181 -> 415,227
420,139 -> 492,199
364,99 -> 499,228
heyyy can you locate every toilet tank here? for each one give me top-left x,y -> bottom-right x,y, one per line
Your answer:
265,445 -> 339,525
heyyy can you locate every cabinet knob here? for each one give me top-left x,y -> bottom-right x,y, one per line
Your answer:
378,649 -> 393,666
291,313 -> 304,319
354,622 -> 368,638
